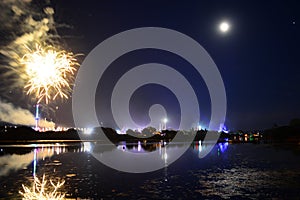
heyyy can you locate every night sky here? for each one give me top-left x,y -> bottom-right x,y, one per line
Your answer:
2,0 -> 300,130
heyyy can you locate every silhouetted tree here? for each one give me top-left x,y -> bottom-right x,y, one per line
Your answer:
289,118 -> 300,127
142,126 -> 156,136
126,129 -> 135,135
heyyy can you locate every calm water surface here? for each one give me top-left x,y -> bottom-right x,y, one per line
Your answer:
0,141 -> 299,199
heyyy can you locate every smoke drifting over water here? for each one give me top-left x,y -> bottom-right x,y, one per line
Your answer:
0,149 -> 54,177
0,100 -> 55,128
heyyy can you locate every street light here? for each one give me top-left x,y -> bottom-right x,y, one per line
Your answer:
163,118 -> 168,130
163,118 -> 168,123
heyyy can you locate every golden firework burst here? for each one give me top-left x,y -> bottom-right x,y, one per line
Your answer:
20,44 -> 79,104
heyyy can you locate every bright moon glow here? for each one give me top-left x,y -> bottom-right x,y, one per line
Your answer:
219,22 -> 230,33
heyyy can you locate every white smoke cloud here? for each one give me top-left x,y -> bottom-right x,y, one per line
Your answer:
0,100 -> 55,128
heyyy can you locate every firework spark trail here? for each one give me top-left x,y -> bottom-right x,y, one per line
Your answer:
0,1 -> 79,126
21,44 -> 79,104
0,1 -> 78,102
0,1 -> 57,75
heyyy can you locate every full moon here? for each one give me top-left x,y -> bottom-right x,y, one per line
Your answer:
219,21 -> 230,33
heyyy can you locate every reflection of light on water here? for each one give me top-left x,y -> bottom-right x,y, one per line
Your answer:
0,148 -> 54,177
198,140 -> 202,153
137,141 -> 141,152
82,142 -> 92,152
0,144 -> 77,177
195,168 -> 299,199
158,142 -> 162,155
33,149 -> 37,177
19,174 -> 65,200
116,141 -> 147,153
161,146 -> 168,166
55,145 -> 61,155
164,150 -> 168,161
193,140 -> 205,158
117,141 -> 127,151
193,141 -> 228,158
218,142 -> 229,155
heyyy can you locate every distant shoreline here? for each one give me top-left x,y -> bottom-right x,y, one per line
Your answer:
0,125 -> 299,145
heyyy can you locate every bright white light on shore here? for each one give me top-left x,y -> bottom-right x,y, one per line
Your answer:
198,125 -> 202,131
83,128 -> 93,134
163,118 -> 168,123
219,21 -> 230,33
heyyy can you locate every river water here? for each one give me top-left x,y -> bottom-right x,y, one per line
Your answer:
0,141 -> 299,199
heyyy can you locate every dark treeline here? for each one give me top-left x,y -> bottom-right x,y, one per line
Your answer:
263,119 -> 300,143
0,119 -> 300,144
0,126 -> 80,141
